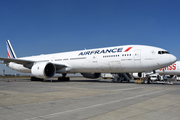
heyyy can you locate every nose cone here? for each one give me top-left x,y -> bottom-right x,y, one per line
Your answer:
170,54 -> 177,64
157,53 -> 177,69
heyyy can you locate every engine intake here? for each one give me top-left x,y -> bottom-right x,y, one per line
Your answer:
31,62 -> 56,79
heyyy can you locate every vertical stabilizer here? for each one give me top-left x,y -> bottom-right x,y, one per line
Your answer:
6,40 -> 17,59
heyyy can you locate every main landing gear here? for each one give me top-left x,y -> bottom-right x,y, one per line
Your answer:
142,75 -> 151,84
31,74 -> 70,82
58,74 -> 70,81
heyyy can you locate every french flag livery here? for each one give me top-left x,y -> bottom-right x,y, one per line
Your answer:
6,40 -> 17,59
124,47 -> 133,52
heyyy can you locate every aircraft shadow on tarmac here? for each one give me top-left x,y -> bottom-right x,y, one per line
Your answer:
40,79 -> 142,84
41,79 -> 180,85
2,78 -> 180,85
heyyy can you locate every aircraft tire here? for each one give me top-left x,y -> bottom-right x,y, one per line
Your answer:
58,77 -> 70,81
66,77 -> 70,81
58,77 -> 62,81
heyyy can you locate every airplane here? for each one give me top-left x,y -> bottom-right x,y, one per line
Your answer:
133,61 -> 180,79
0,40 -> 177,81
156,61 -> 180,75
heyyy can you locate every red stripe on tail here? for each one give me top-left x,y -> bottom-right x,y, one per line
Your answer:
7,51 -> 11,58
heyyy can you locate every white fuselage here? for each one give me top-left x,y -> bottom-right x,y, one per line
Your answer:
7,45 -> 176,74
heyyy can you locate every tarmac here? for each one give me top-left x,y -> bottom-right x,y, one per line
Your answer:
0,77 -> 180,120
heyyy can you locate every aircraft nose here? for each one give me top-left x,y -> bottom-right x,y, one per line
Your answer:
170,54 -> 177,64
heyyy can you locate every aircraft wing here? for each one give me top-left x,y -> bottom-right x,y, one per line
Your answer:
0,57 -> 33,65
0,57 -> 67,70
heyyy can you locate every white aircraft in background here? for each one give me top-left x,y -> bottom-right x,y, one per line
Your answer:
133,61 -> 180,79
156,61 -> 180,75
0,40 -> 177,81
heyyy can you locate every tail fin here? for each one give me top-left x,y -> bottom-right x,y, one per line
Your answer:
6,40 -> 17,59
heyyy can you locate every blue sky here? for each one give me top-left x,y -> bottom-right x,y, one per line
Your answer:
0,0 -> 180,74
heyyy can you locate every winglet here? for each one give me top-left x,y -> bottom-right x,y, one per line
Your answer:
6,40 -> 17,59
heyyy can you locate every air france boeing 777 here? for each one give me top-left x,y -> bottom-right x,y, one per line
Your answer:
0,40 -> 177,81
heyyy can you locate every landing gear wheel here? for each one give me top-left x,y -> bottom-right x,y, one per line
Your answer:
58,77 -> 62,81
66,77 -> 70,81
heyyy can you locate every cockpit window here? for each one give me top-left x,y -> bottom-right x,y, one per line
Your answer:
165,51 -> 170,54
158,51 -> 170,54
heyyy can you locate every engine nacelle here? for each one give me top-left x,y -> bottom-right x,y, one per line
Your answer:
31,62 -> 56,79
132,72 -> 145,78
81,73 -> 101,79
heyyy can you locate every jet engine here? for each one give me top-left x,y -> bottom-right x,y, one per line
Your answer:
81,73 -> 101,79
31,62 -> 56,79
132,72 -> 145,78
